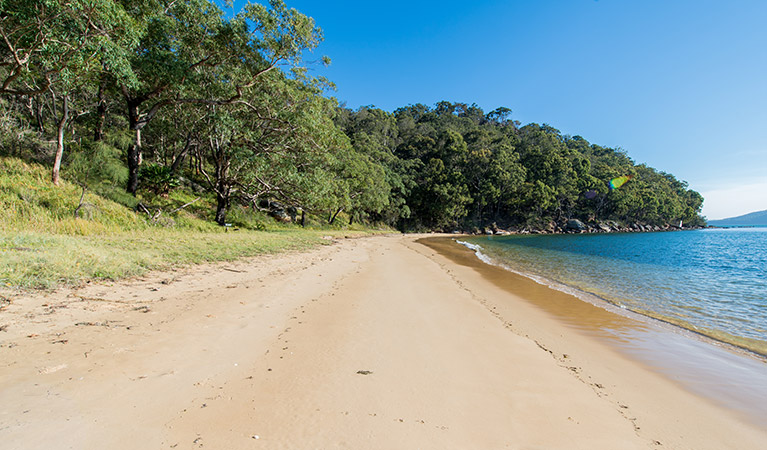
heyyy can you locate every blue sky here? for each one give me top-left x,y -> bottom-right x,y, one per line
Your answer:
226,0 -> 767,219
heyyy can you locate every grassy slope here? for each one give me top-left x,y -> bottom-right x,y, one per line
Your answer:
0,157 -> 388,289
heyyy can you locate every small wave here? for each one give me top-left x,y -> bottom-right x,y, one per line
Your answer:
456,239 -> 697,329
455,240 -> 495,266
456,239 -> 609,305
454,238 -> 767,358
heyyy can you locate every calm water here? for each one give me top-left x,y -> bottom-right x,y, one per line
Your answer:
463,228 -> 767,356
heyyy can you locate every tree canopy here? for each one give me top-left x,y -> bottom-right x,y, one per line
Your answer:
0,1 -> 705,231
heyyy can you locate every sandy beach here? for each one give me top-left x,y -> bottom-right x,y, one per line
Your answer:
1,234 -> 766,449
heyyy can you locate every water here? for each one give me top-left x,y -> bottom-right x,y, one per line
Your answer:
462,228 -> 767,356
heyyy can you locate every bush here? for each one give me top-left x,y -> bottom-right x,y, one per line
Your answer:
139,163 -> 180,195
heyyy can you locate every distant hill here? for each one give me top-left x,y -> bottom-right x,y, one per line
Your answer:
708,209 -> 767,227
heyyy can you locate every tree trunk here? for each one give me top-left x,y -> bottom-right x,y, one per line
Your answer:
215,190 -> 229,225
31,97 -> 45,133
52,95 -> 69,186
170,149 -> 187,174
126,128 -> 142,194
94,81 -> 107,142
329,207 -> 343,225
214,155 -> 230,225
126,100 -> 143,195
301,210 -> 306,227
170,134 -> 194,174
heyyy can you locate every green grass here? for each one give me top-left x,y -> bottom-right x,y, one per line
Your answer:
0,228 -> 338,289
1,157 -> 148,234
0,157 -> 390,289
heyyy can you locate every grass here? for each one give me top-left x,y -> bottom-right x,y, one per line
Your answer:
0,157 -> 148,234
0,157 -> 390,289
0,228 -> 340,289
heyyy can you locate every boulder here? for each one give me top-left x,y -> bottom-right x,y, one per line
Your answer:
258,200 -> 292,223
565,219 -> 586,231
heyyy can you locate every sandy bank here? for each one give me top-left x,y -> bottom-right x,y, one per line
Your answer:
1,234 -> 765,449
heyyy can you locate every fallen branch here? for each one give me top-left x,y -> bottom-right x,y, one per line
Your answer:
169,197 -> 201,214
136,202 -> 162,223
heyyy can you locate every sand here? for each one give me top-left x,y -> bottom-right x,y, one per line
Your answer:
1,234 -> 766,449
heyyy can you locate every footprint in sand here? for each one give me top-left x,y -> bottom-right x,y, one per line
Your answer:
39,363 -> 68,374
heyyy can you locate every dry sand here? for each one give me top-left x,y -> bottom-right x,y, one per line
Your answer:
1,234 -> 766,449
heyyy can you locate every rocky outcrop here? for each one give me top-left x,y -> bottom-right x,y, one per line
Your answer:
464,219 -> 700,236
565,219 -> 586,232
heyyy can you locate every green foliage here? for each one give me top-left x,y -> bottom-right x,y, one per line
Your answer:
0,0 -> 704,235
139,163 -> 180,195
0,157 -> 146,234
340,102 -> 704,230
0,0 -> 137,95
66,139 -> 129,188
0,155 -> 390,289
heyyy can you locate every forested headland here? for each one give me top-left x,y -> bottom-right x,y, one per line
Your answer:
0,0 -> 705,235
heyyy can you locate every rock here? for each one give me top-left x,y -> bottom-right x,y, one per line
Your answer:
258,200 -> 292,223
565,219 -> 586,231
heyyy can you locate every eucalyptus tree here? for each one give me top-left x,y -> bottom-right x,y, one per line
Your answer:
462,128 -> 525,223
115,0 -> 324,194
0,0 -> 134,96
515,124 -> 580,221
326,145 -> 390,225
406,129 -> 473,230
0,0 -> 135,184
190,64 -> 346,225
336,106 -> 413,226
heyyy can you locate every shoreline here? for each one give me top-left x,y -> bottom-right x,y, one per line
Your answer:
1,234 -> 766,448
455,235 -> 767,360
421,236 -> 767,429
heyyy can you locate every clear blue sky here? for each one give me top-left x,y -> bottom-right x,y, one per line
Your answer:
226,0 -> 767,220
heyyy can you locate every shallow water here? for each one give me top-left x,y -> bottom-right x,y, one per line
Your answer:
420,235 -> 767,428
464,228 -> 767,356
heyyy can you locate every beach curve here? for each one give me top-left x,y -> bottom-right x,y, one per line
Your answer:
0,234 -> 765,449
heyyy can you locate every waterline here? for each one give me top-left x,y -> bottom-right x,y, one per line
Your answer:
461,229 -> 767,357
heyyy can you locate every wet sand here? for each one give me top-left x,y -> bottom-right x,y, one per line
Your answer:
1,234 -> 766,449
420,236 -> 767,429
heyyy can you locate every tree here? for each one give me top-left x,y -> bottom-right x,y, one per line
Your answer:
115,0 -> 324,195
192,67 -> 349,225
0,0 -> 135,184
404,129 -> 472,229
463,128 -> 524,223
0,0 -> 134,96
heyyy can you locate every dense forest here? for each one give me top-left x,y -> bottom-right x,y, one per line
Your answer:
0,0 -> 705,232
